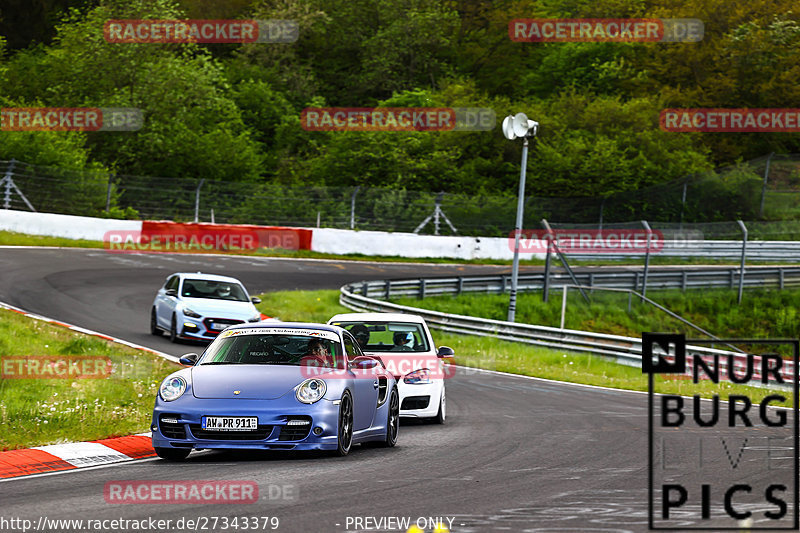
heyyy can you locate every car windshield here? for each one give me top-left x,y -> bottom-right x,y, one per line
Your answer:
198,332 -> 345,369
332,321 -> 430,352
181,278 -> 248,302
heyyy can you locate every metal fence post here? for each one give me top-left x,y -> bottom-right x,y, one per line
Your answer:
105,173 -> 114,213
641,220 -> 652,300
3,159 -> 15,209
679,180 -> 688,229
350,186 -> 360,230
737,220 -> 747,304
194,178 -> 205,223
560,285 -> 568,329
759,152 -> 774,218
542,229 -> 552,303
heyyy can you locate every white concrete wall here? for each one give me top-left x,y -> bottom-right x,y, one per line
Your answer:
0,209 -> 543,260
0,209 -> 141,241
310,228 -> 544,260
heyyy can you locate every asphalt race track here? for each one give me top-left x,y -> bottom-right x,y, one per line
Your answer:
0,248 -> 794,532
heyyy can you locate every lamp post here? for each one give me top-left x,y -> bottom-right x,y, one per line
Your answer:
502,113 -> 539,322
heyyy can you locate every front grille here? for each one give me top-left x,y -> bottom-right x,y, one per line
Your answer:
160,414 -> 186,439
278,417 -> 312,441
401,396 -> 430,410
188,425 -> 272,440
203,318 -> 244,333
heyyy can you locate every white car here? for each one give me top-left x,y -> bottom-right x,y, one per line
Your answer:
328,312 -> 453,423
151,272 -> 264,343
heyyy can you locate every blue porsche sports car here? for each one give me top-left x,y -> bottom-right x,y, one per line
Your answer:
151,322 -> 399,460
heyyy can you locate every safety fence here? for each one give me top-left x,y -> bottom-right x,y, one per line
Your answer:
339,279 -> 797,389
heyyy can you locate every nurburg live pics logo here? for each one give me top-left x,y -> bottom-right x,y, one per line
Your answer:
643,333 -> 799,530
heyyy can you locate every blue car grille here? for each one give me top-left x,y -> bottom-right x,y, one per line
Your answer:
278,417 -> 312,441
188,424 -> 272,440
159,414 -> 186,439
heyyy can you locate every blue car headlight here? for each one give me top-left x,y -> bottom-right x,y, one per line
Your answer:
296,379 -> 326,404
404,368 -> 431,384
182,308 -> 202,318
160,376 -> 187,401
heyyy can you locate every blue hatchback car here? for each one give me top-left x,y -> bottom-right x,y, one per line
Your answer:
151,322 -> 399,460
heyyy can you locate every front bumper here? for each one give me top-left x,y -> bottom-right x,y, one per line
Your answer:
397,380 -> 442,418
152,396 -> 340,451
177,316 -> 250,341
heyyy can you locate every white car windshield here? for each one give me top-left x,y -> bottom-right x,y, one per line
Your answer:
181,279 -> 249,302
333,321 -> 430,352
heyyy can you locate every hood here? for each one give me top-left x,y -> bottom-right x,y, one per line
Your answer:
191,364 -> 322,400
180,298 -> 257,319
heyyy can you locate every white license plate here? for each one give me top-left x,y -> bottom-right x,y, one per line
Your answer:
209,322 -> 225,331
201,416 -> 258,431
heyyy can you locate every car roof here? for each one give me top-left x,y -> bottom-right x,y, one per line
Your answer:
225,321 -> 345,336
171,272 -> 244,284
328,312 -> 426,324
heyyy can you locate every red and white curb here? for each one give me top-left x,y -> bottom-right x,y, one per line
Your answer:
0,300 -> 177,479
0,433 -> 156,479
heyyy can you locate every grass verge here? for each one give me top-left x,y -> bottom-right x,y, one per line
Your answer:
0,309 -> 179,450
256,290 -> 792,407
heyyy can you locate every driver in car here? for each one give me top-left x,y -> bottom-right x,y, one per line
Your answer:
301,339 -> 332,367
391,331 -> 415,351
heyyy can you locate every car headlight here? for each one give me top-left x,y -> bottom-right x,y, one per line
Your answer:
160,376 -> 187,401
182,308 -> 201,318
296,378 -> 327,404
404,368 -> 431,384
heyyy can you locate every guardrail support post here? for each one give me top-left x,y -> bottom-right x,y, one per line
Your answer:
681,271 -> 687,292
588,273 -> 594,293
384,280 -> 391,300
737,219 -> 747,304
362,282 -> 369,296
457,276 -> 463,296
419,279 -> 426,299
780,268 -> 785,290
633,271 -> 640,292
560,286 -> 568,329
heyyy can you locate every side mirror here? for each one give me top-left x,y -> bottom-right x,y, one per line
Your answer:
251,297 -> 261,304
437,346 -> 455,358
165,289 -> 178,297
179,353 -> 199,366
350,356 -> 379,370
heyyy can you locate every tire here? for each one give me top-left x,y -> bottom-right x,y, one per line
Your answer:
150,308 -> 162,336
378,387 -> 399,447
154,447 -> 190,461
335,391 -> 353,456
169,314 -> 178,343
431,386 -> 446,424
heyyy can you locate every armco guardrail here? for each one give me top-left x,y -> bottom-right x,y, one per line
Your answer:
339,279 -> 797,388
347,266 -> 800,300
566,240 -> 800,262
